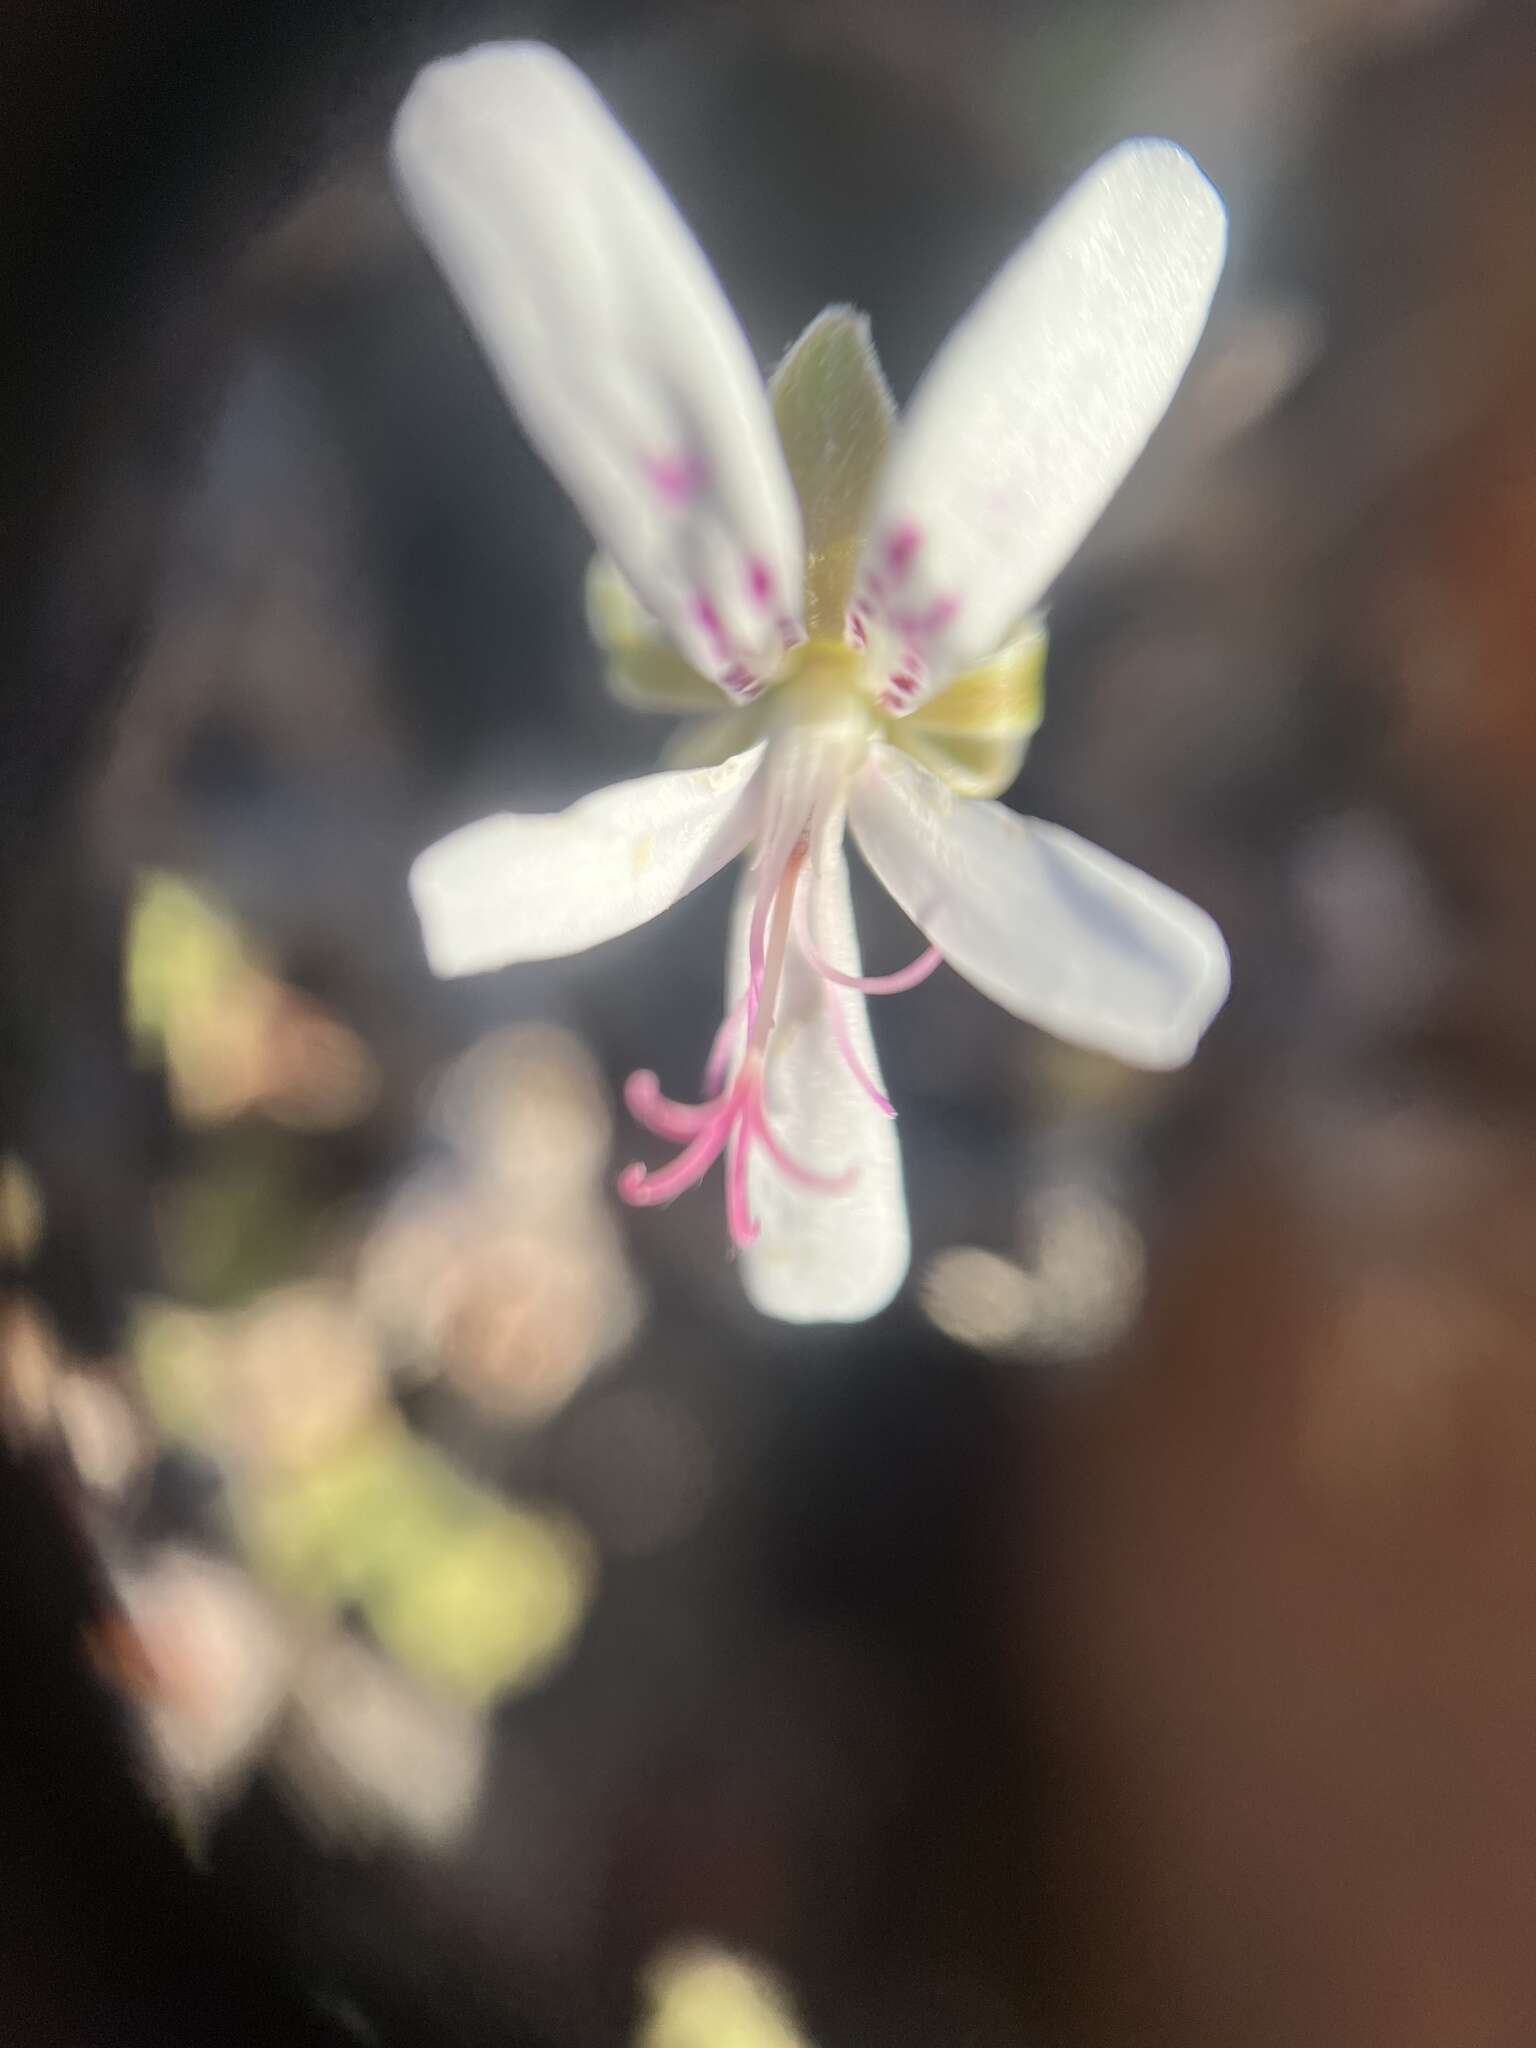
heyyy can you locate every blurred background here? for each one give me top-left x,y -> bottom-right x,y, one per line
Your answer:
6,0 -> 1536,2041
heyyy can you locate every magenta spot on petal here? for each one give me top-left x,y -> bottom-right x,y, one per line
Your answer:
890,594 -> 958,646
884,520 -> 922,577
847,612 -> 868,648
649,452 -> 709,506
778,614 -> 805,651
690,591 -> 730,659
746,556 -> 775,608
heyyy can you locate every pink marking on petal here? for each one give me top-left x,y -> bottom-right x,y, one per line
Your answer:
846,610 -> 868,649
746,556 -> 775,608
690,592 -> 730,657
778,614 -> 805,651
891,595 -> 959,643
883,520 -> 922,578
648,452 -> 711,506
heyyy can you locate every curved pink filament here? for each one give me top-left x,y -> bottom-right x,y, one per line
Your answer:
803,928 -> 942,996
618,1118 -> 732,1207
625,1069 -> 714,1142
702,993 -> 748,1095
748,1098 -> 857,1193
822,986 -> 896,1119
724,1125 -> 759,1248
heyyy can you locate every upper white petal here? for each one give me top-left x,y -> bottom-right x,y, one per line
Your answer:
729,836 -> 909,1324
854,138 -> 1226,710
411,745 -> 766,977
392,43 -> 803,695
848,744 -> 1229,1069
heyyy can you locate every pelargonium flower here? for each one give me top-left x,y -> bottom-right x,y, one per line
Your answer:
393,42 -> 1230,1323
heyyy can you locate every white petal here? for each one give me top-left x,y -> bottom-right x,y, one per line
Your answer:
393,44 -> 803,697
854,139 -> 1226,711
728,840 -> 909,1323
849,744 -> 1229,1069
411,746 -> 765,977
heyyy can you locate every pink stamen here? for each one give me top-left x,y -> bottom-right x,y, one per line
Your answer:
891,594 -> 958,641
725,1125 -> 758,1248
625,1069 -> 715,1142
620,839 -> 865,1240
804,930 -> 943,996
822,988 -> 897,1119
702,992 -> 748,1095
618,1117 -> 733,1206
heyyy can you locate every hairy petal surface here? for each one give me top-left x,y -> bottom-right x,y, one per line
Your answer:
412,746 -> 766,977
849,745 -> 1229,1069
855,139 -> 1226,710
729,833 -> 908,1323
393,42 -> 803,695
769,307 -> 895,636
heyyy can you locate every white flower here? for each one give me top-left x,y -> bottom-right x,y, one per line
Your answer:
393,42 -> 1231,1324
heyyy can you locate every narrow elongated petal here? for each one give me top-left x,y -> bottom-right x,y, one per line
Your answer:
729,838 -> 908,1323
853,139 -> 1226,711
849,745 -> 1228,1068
412,746 -> 766,977
393,43 -> 803,697
769,307 -> 895,635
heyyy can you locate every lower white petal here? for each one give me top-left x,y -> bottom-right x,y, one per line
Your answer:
411,745 -> 765,977
729,848 -> 908,1324
849,743 -> 1228,1069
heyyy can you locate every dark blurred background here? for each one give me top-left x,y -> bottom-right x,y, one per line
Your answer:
7,0 -> 1536,2042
